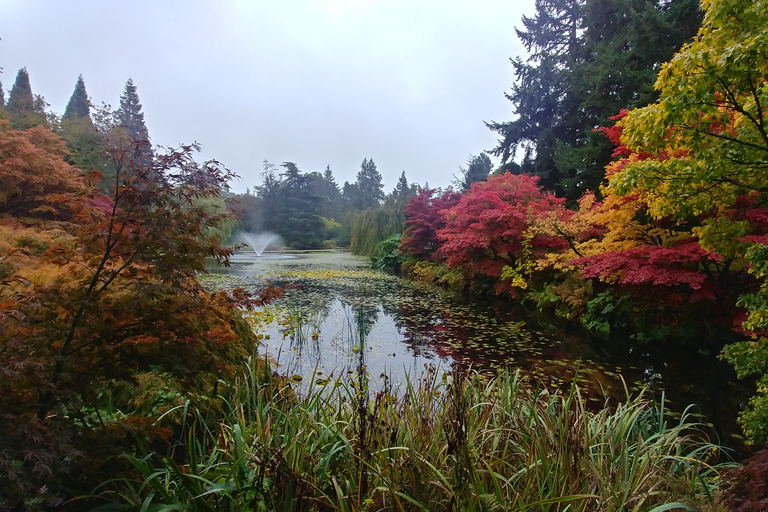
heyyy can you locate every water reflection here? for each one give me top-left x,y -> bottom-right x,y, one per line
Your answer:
205,251 -> 749,451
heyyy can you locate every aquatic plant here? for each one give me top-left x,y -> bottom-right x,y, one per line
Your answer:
91,362 -> 724,511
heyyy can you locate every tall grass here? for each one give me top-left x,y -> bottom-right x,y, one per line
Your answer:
91,359 -> 724,511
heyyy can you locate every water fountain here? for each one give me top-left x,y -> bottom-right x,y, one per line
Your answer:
232,232 -> 297,262
237,232 -> 279,257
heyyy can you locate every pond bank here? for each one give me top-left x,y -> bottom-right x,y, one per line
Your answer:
205,250 -> 749,453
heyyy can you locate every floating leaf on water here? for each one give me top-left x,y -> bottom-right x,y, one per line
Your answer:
291,375 -> 303,382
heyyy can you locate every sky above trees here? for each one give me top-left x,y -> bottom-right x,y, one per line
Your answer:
0,0 -> 535,193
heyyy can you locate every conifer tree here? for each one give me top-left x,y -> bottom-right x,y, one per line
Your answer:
354,158 -> 385,210
6,67 -> 35,129
556,0 -> 702,199
321,165 -> 344,220
486,0 -> 584,194
389,170 -> 418,209
117,78 -> 152,163
62,75 -> 91,120
455,153 -> 493,190
263,162 -> 325,248
323,165 -> 340,196
118,78 -> 149,141
488,0 -> 701,200
61,76 -> 100,170
0,81 -> 5,113
393,171 -> 409,196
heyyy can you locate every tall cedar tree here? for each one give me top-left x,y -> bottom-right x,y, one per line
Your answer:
60,75 -> 102,171
393,171 -> 407,195
62,74 -> 91,120
263,162 -> 326,249
323,165 -> 341,199
321,164 -> 343,220
557,0 -> 703,198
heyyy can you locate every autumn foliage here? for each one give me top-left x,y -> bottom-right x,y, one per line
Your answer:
396,0 -> 768,452
0,121 -> 278,507
436,173 -> 566,294
399,187 -> 460,261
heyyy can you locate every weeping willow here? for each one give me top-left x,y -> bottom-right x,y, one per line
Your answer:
350,206 -> 403,256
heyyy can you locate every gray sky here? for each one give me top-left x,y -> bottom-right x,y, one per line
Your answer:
0,0 -> 534,193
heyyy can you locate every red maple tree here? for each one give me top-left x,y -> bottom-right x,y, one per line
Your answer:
399,187 -> 461,261
437,173 -> 566,295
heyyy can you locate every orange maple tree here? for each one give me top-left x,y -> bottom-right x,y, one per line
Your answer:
0,124 -> 279,506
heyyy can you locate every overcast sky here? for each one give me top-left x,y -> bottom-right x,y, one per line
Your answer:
0,0 -> 534,193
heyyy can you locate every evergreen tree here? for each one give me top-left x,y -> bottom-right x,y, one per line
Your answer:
117,79 -> 152,165
353,158 -> 385,210
488,0 -> 701,200
486,0 -> 584,194
389,170 -> 418,208
61,117 -> 101,171
0,82 -> 5,115
342,180 -> 358,207
393,171 -> 409,197
455,153 -> 493,190
321,165 -> 344,220
62,75 -> 91,120
60,75 -> 101,170
6,68 -> 36,129
323,165 -> 341,199
556,0 -> 702,198
257,159 -> 280,198
263,162 -> 326,249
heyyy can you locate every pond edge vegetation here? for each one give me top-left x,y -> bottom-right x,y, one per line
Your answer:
90,358 -> 726,512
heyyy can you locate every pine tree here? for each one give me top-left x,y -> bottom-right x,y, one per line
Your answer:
354,158 -> 385,210
6,68 -> 35,129
0,81 -> 5,114
63,75 -> 91,120
556,0 -> 702,199
60,75 -> 101,170
262,162 -> 326,249
321,165 -> 344,220
323,165 -> 340,196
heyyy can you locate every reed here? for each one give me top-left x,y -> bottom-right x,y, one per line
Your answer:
92,360 -> 724,512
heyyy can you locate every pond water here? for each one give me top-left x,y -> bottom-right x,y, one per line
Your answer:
205,250 -> 750,451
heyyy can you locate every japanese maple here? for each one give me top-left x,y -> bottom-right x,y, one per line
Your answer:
437,173 -> 566,295
399,187 -> 461,261
0,127 -> 279,505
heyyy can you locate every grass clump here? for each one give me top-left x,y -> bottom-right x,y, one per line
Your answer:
91,360 -> 724,511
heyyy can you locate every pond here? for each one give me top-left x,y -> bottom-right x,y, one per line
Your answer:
204,250 -> 750,451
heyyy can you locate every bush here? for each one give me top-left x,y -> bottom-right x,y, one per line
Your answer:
720,446 -> 768,511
